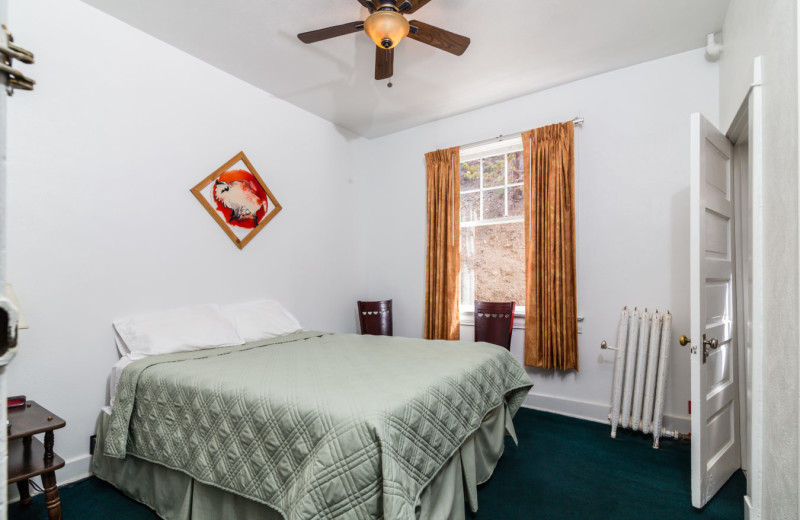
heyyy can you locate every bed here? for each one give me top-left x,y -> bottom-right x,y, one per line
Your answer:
93,302 -> 532,520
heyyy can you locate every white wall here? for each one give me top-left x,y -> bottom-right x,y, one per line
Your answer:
358,49 -> 719,432
6,0 -> 366,483
720,1 -> 800,518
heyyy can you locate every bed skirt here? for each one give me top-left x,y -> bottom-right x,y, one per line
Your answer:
92,403 -> 517,520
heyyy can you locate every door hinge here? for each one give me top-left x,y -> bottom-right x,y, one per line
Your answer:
0,25 -> 35,95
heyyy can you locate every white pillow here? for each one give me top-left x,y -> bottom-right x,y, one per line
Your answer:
220,299 -> 303,342
114,327 -> 132,357
113,304 -> 244,357
109,355 -> 135,406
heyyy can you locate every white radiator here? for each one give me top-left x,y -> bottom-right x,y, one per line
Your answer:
602,306 -> 676,448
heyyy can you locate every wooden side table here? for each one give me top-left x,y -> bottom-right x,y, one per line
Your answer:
7,401 -> 66,520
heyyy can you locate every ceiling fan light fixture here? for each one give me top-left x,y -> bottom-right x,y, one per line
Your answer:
364,9 -> 409,49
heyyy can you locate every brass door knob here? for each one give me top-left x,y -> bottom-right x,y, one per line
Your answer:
679,334 -> 691,346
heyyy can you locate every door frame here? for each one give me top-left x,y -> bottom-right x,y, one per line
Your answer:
0,1 -> 8,516
730,115 -> 750,475
725,58 -> 763,520
0,1 -> 10,516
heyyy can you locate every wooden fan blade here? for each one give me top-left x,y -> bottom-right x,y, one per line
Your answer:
407,20 -> 470,55
375,47 -> 394,80
356,0 -> 377,12
399,0 -> 433,14
298,21 -> 364,44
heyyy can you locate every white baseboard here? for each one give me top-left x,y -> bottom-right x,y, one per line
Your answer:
521,391 -> 691,435
7,454 -> 92,503
744,495 -> 754,520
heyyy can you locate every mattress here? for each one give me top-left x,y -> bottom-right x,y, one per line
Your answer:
99,331 -> 532,519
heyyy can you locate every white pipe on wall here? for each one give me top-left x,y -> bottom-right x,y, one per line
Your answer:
705,32 -> 723,62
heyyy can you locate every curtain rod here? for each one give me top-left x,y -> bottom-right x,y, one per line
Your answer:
460,117 -> 584,151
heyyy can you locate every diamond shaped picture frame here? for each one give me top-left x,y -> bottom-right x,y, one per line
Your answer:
191,151 -> 282,249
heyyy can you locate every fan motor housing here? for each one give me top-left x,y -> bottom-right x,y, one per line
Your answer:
296,0 -> 471,81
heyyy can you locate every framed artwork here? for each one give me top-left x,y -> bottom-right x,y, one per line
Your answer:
191,151 -> 282,249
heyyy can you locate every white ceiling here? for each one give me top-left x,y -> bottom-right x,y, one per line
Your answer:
80,0 -> 730,139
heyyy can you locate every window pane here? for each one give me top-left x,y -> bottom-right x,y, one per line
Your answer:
461,160 -> 480,191
483,188 -> 506,220
461,192 -> 480,222
460,226 -> 476,304
508,151 -> 524,184
508,185 -> 524,217
482,155 -> 505,188
460,221 -> 526,306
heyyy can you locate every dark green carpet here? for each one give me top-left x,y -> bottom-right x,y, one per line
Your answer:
9,408 -> 745,520
8,477 -> 158,520
470,408 -> 745,520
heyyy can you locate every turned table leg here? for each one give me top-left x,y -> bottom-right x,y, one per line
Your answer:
40,471 -> 61,520
15,478 -> 31,508
44,431 -> 55,461
17,435 -> 33,507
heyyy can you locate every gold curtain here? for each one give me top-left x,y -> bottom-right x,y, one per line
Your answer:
424,147 -> 461,340
523,122 -> 578,370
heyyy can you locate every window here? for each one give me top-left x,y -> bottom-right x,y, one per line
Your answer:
460,138 -> 526,319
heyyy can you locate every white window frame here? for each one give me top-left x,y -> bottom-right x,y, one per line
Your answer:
459,137 -> 526,326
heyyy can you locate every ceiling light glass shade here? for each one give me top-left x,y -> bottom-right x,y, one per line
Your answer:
364,10 -> 410,49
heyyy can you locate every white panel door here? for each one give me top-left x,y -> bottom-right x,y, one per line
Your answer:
689,113 -> 741,508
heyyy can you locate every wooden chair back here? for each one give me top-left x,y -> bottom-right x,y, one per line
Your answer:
474,300 -> 515,350
357,300 -> 393,336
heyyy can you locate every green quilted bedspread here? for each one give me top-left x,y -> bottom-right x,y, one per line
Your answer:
105,331 -> 532,519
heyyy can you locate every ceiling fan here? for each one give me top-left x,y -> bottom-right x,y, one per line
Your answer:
297,0 -> 470,81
